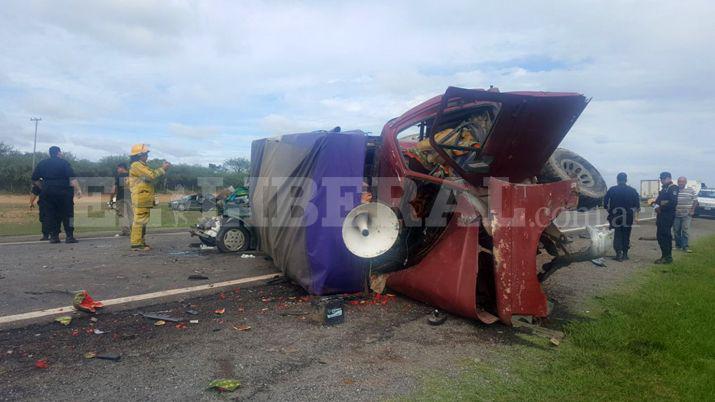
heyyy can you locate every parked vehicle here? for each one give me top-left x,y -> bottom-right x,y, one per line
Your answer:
694,188 -> 715,218
169,193 -> 216,212
250,86 -> 609,325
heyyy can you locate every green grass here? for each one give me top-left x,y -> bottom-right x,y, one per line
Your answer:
0,203 -> 204,236
413,236 -> 715,401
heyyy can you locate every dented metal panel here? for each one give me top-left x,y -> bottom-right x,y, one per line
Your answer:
489,178 -> 578,323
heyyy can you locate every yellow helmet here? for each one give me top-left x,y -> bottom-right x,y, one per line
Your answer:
130,144 -> 150,156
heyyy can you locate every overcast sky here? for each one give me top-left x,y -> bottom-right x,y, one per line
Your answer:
1,0 -> 713,186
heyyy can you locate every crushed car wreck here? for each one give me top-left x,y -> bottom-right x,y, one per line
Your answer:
190,186 -> 257,252
248,87 -> 609,325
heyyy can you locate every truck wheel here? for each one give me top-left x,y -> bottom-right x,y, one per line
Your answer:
539,148 -> 607,209
216,226 -> 250,253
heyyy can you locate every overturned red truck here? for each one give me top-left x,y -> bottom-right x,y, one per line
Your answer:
248,87 -> 608,325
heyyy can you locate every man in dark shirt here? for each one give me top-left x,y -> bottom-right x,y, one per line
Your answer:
29,182 -> 50,240
603,172 -> 640,261
654,171 -> 679,264
112,163 -> 132,236
31,146 -> 83,243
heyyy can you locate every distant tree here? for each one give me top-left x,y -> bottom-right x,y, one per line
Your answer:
209,163 -> 227,174
0,142 -> 14,156
0,144 -> 248,195
223,157 -> 250,175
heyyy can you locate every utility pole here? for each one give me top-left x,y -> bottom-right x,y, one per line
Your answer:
30,117 -> 41,173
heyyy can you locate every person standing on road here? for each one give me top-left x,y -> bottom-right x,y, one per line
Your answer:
654,171 -> 679,264
29,181 -> 51,240
31,146 -> 82,243
128,144 -> 170,250
112,163 -> 132,236
603,172 -> 640,261
673,176 -> 697,253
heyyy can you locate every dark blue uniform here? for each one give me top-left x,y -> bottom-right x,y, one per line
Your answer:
31,183 -> 50,238
603,183 -> 640,255
31,156 -> 76,240
655,183 -> 679,260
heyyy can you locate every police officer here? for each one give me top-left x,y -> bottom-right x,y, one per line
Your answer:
29,181 -> 51,240
654,171 -> 678,264
603,172 -> 640,261
31,146 -> 82,243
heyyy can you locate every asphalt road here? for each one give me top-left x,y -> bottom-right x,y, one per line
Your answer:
0,208 -> 656,323
0,232 -> 276,318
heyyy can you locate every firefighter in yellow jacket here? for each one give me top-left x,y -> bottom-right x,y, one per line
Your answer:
128,144 -> 171,250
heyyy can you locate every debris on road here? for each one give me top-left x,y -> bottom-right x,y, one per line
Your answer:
214,308 -> 225,315
266,276 -> 288,285
83,352 -> 96,359
310,297 -> 344,326
93,329 -> 108,335
208,379 -> 241,393
185,309 -> 199,315
591,258 -> 607,267
54,316 -> 72,326
141,312 -> 183,322
95,353 -> 121,362
188,274 -> 209,280
189,320 -> 199,324
73,290 -> 104,313
34,359 -> 48,369
240,254 -> 255,258
512,318 -> 565,341
154,320 -> 166,326
233,324 -> 251,331
427,309 -> 447,326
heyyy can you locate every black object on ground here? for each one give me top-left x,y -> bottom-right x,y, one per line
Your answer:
95,353 -> 121,362
427,309 -> 448,326
266,276 -> 288,285
188,275 -> 209,280
310,297 -> 345,326
141,312 -> 183,322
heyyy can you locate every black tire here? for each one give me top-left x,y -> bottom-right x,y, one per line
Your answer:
216,226 -> 250,253
539,148 -> 606,209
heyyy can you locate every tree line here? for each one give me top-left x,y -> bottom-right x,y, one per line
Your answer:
0,142 -> 250,194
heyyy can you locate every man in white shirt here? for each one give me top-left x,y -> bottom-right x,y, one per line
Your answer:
673,176 -> 697,253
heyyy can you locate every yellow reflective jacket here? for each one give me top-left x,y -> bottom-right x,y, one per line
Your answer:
129,161 -> 165,208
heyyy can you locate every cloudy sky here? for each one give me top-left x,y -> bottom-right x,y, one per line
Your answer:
1,0 -> 713,185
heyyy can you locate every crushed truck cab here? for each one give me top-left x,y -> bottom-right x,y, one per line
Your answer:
249,87 -> 608,325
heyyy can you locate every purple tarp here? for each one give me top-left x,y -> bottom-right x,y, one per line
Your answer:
249,130 -> 367,294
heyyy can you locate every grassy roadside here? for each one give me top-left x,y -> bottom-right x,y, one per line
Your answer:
414,235 -> 715,401
0,202 -> 203,236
